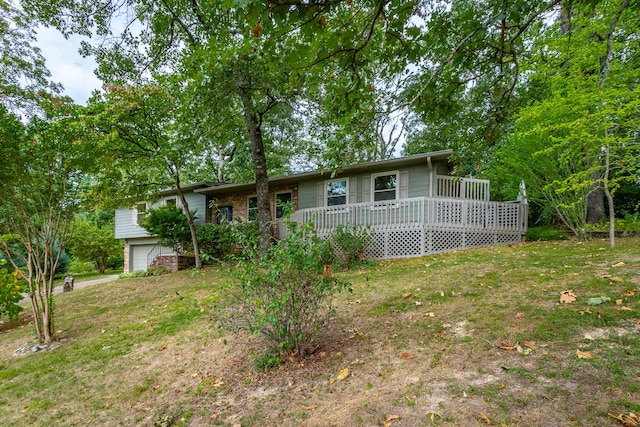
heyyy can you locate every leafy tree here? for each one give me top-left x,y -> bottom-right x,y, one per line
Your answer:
24,0 -> 421,253
87,84 -> 209,267
140,205 -> 193,255
486,0 -> 640,243
0,94 -> 97,344
0,0 -> 57,112
401,1 -> 561,166
67,216 -> 122,274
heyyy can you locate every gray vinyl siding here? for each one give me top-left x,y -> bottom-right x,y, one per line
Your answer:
298,180 -> 320,209
296,163 -> 434,209
406,163 -> 431,198
182,192 -> 207,226
114,208 -> 150,239
115,193 -> 207,239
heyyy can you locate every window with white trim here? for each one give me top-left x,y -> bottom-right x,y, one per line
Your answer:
275,192 -> 292,219
372,172 -> 398,201
134,202 -> 147,225
326,179 -> 348,206
165,198 -> 177,207
247,196 -> 258,221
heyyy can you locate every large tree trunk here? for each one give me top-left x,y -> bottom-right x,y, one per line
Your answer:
174,177 -> 202,269
237,86 -> 273,254
603,146 -> 615,248
587,179 -> 604,224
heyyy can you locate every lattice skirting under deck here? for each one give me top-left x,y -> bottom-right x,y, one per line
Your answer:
324,226 -> 524,260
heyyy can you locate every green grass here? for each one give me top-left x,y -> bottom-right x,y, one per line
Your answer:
1,238 -> 639,426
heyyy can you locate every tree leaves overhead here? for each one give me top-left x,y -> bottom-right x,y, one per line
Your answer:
0,0 -> 58,112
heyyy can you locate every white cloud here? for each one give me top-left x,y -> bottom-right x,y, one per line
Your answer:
35,26 -> 102,105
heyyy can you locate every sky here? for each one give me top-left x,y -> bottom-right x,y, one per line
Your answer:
36,26 -> 102,105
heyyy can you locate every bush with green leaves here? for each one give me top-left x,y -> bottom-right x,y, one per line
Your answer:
525,226 -> 569,241
0,259 -> 26,320
330,224 -> 374,268
119,267 -> 169,279
68,257 -> 96,274
67,217 -> 123,273
140,205 -> 194,253
196,223 -> 237,262
228,220 -> 349,360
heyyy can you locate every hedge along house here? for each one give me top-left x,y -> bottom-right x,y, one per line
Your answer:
115,150 -> 528,271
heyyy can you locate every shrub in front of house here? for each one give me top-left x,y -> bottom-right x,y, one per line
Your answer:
140,205 -> 193,253
197,221 -> 260,263
226,220 -> 349,363
330,224 -> 374,268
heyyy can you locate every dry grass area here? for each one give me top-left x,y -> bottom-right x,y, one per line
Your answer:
1,237 -> 639,427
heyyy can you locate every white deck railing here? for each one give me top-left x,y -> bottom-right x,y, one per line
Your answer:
290,197 -> 527,236
436,176 -> 490,201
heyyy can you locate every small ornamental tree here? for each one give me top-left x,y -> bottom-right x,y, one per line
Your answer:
0,95 -> 95,344
140,205 -> 194,254
228,219 -> 348,361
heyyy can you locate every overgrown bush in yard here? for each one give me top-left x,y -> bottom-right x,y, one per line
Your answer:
228,220 -> 349,361
197,221 -> 261,264
140,205 -> 194,254
330,224 -> 374,268
0,259 -> 26,320
196,221 -> 260,264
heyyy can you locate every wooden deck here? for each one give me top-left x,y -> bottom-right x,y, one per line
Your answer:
290,196 -> 528,259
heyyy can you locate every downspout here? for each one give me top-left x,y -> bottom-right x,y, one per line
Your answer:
427,156 -> 433,197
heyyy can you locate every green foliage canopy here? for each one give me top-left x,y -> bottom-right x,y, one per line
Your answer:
140,205 -> 194,254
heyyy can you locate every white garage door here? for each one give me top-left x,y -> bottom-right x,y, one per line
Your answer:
131,244 -> 157,272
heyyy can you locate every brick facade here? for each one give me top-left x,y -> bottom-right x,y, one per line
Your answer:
212,185 -> 298,224
123,242 -> 130,272
149,255 -> 196,272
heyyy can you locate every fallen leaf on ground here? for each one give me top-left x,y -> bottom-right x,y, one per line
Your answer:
587,296 -> 611,305
524,340 -> 536,350
616,299 -> 623,305
477,412 -> 492,424
428,413 -> 442,422
515,312 -> 526,319
304,403 -> 318,410
400,353 -> 413,359
336,368 -> 351,381
576,350 -> 593,359
498,342 -> 519,351
402,292 -> 411,298
560,290 -> 577,304
383,414 -> 400,427
608,412 -> 639,427
612,262 -> 626,267
611,276 -> 624,283
623,290 -> 635,296
618,306 -> 633,311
